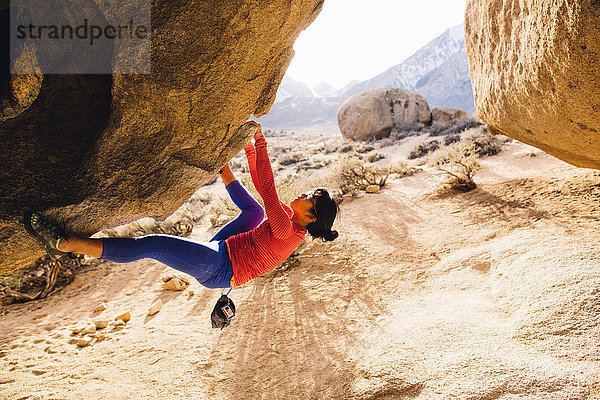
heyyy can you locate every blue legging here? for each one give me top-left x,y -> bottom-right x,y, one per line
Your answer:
100,180 -> 264,289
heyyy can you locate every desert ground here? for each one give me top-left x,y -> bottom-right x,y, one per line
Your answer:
1,129 -> 599,399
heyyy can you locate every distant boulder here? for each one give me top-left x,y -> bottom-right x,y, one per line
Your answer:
337,88 -> 431,141
431,107 -> 468,123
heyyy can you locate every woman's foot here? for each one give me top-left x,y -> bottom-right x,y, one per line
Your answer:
24,212 -> 71,259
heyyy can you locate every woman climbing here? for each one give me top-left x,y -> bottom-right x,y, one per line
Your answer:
24,122 -> 339,290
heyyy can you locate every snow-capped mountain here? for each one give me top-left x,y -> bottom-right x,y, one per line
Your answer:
340,24 -> 467,99
259,24 -> 474,133
415,44 -> 474,114
274,75 -> 314,103
312,82 -> 338,98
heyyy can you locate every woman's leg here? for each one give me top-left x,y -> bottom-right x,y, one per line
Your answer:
210,180 -> 264,241
61,235 -> 230,288
100,235 -> 223,279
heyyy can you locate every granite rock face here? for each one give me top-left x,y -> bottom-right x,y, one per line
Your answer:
0,0 -> 323,273
465,0 -> 600,169
337,88 -> 431,141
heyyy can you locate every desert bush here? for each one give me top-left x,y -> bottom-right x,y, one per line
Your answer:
430,142 -> 480,192
390,160 -> 420,177
208,196 -> 240,228
338,144 -> 353,153
354,143 -> 375,154
365,152 -> 386,163
0,253 -> 91,305
408,140 -> 440,159
100,214 -> 195,238
392,121 -> 426,135
427,120 -> 452,136
280,151 -> 305,166
322,141 -> 347,154
427,118 -> 484,137
327,156 -> 392,194
444,133 -> 461,146
468,131 -> 510,157
98,191 -> 211,238
296,159 -> 331,171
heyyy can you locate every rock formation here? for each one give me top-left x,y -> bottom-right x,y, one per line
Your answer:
465,0 -> 600,169
337,88 -> 431,141
431,106 -> 468,124
0,0 -> 324,273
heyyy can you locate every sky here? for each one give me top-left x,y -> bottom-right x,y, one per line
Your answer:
286,0 -> 467,90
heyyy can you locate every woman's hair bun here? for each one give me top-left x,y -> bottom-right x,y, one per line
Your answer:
323,229 -> 339,242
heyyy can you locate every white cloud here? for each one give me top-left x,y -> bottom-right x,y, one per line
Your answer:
286,0 -> 466,89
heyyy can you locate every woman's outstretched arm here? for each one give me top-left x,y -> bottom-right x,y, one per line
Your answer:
244,141 -> 263,197
253,129 -> 295,239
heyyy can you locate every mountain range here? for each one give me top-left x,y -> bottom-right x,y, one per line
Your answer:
258,24 -> 475,133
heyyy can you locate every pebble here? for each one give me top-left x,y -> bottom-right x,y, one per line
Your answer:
148,300 -> 162,316
112,319 -> 126,327
162,274 -> 190,284
93,319 -> 109,329
93,302 -> 108,312
72,276 -> 84,288
366,184 -> 380,194
162,278 -> 188,291
74,337 -> 93,347
81,322 -> 97,335
72,323 -> 88,334
114,311 -> 131,322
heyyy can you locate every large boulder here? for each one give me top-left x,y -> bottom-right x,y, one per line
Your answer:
465,0 -> 600,169
337,88 -> 431,141
0,0 -> 323,273
431,107 -> 468,124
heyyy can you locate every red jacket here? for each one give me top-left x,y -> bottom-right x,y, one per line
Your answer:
226,132 -> 306,287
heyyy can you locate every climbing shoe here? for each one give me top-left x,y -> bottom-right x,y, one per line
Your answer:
24,211 -> 72,260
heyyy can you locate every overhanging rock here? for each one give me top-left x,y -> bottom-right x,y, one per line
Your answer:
0,0 -> 323,273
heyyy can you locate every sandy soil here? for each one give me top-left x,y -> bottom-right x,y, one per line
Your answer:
1,140 -> 600,399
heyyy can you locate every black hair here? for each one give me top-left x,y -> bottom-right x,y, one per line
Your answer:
305,188 -> 340,242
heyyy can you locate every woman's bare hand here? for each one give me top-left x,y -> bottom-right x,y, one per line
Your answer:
253,123 -> 263,140
243,121 -> 262,145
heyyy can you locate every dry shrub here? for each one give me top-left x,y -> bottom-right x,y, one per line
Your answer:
444,133 -> 461,146
338,143 -> 354,153
468,131 -> 511,156
365,152 -> 386,163
208,196 -> 240,228
427,117 -> 483,137
354,143 -> 375,154
98,194 -> 211,238
100,213 -> 195,238
328,156 -> 391,194
430,142 -> 480,192
390,160 -> 420,177
408,140 -> 440,159
279,151 -> 305,166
